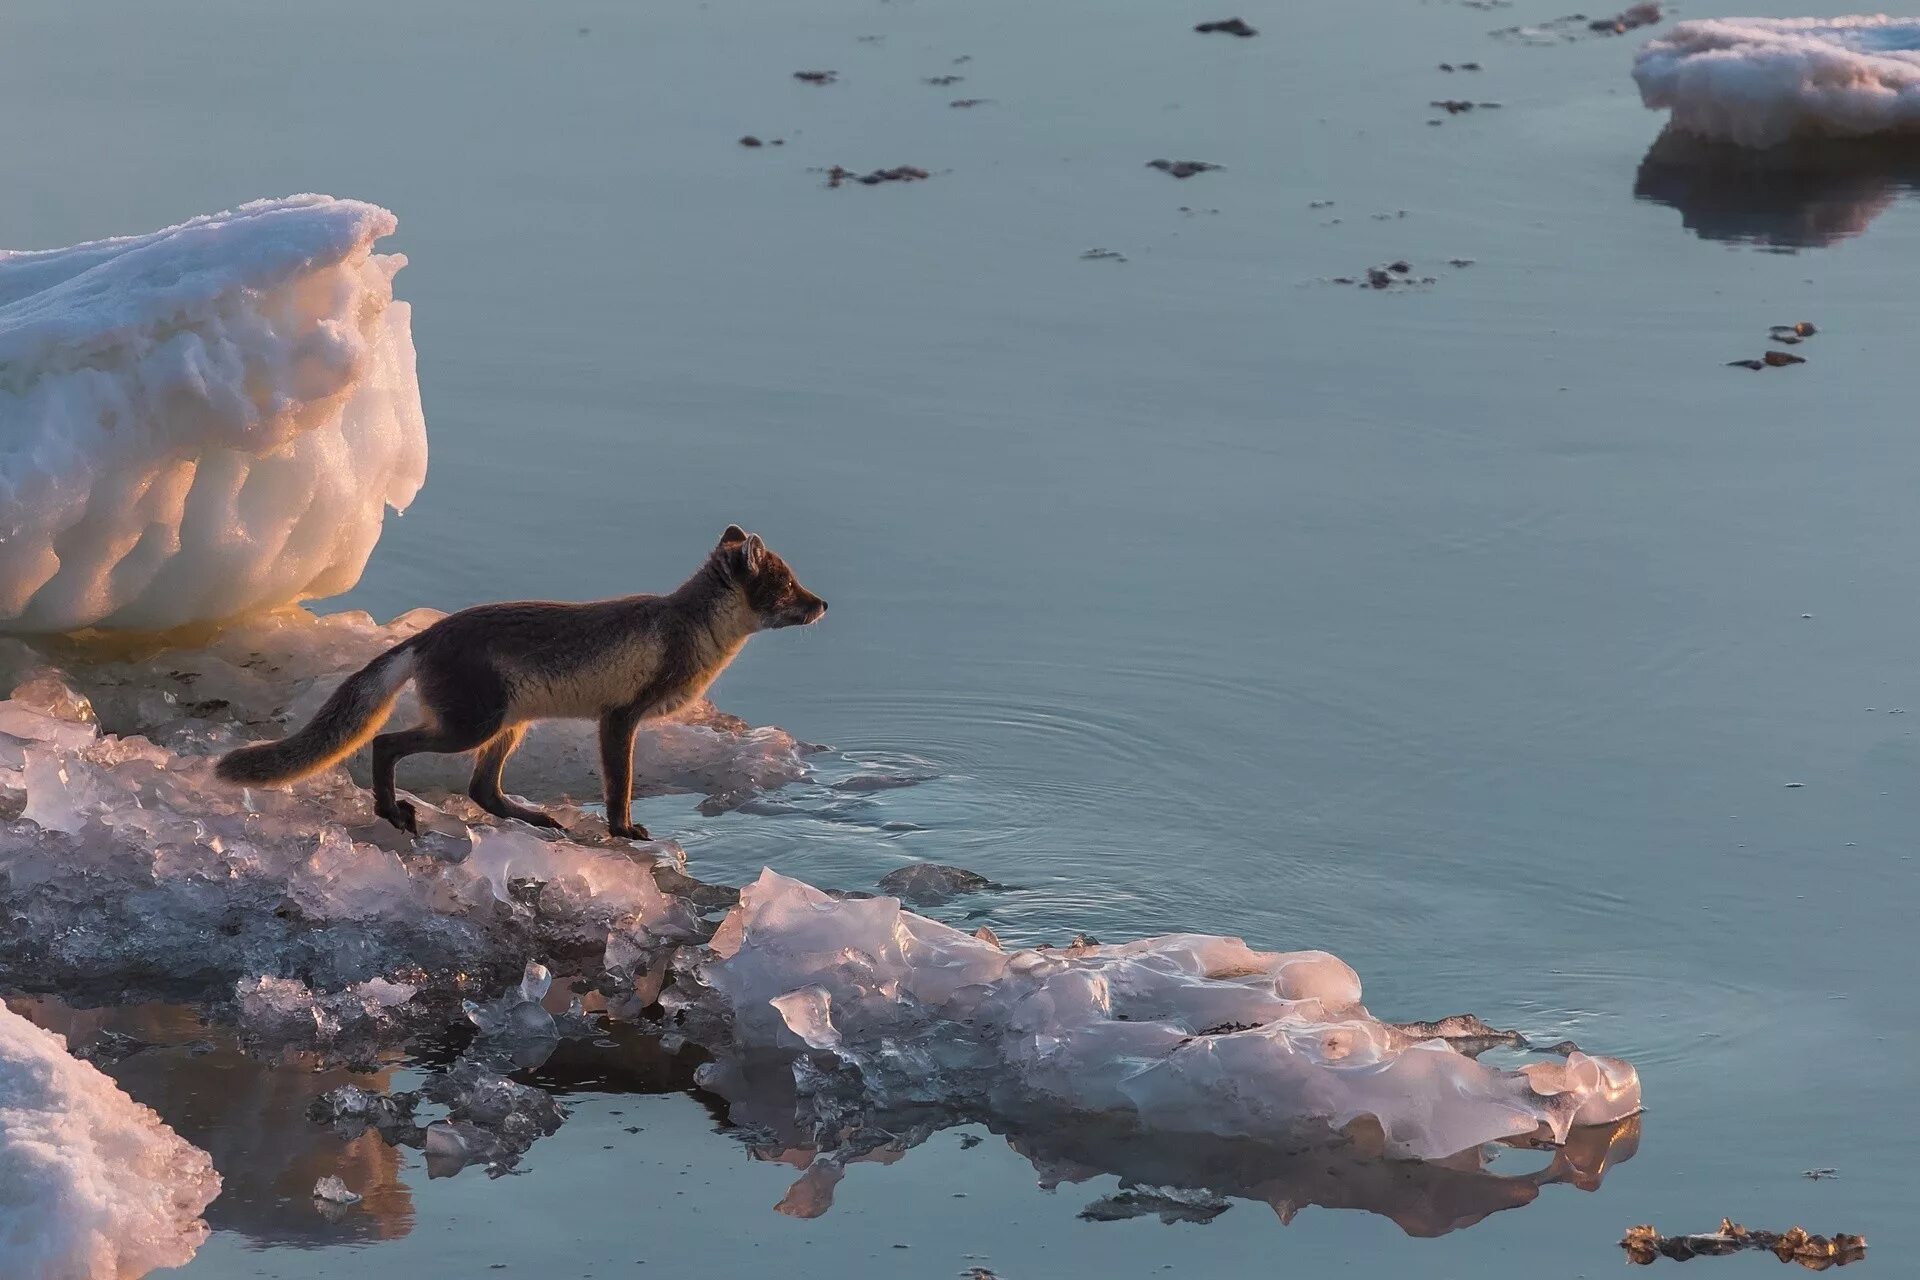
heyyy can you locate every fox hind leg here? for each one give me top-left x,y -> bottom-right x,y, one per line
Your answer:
467,726 -> 562,830
372,721 -> 498,834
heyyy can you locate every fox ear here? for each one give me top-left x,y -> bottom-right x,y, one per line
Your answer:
741,534 -> 767,570
717,524 -> 749,550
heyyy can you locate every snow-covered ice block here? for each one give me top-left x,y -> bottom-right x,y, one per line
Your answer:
1635,17 -> 1920,148
0,196 -> 426,632
692,871 -> 1642,1162
0,1004 -> 221,1278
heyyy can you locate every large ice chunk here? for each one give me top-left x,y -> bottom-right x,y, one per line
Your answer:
0,196 -> 426,632
0,1003 -> 221,1278
1634,17 -> 1920,148
688,871 -> 1642,1162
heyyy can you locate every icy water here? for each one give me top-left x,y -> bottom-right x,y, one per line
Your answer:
5,0 -> 1920,1275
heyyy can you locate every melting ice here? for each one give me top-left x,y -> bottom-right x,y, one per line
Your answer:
0,196 -> 426,633
1635,17 -> 1920,148
0,1003 -> 220,1279
676,871 -> 1641,1163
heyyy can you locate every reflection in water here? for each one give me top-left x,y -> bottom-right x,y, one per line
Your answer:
696,1050 -> 1641,1236
9,997 -> 1637,1262
13,1000 -> 416,1247
1634,130 -> 1920,250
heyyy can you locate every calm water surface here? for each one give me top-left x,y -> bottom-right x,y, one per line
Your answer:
3,0 -> 1918,1275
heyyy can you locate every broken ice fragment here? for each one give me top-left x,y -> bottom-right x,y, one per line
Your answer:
311,1175 -> 362,1206
693,870 -> 1643,1162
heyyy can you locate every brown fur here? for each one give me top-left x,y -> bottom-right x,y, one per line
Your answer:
215,526 -> 825,837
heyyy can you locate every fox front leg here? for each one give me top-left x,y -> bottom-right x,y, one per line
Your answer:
598,706 -> 648,840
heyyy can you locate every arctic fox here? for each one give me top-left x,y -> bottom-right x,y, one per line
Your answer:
216,526 -> 826,837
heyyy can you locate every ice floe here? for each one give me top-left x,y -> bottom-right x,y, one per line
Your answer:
672,871 -> 1642,1163
0,196 -> 426,633
0,1003 -> 221,1279
1634,17 -> 1920,148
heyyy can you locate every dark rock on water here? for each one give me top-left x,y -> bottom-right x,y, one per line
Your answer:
793,70 -> 838,85
876,863 -> 995,905
1728,359 -> 1766,371
738,135 -> 784,148
1590,3 -> 1662,35
1195,18 -> 1258,37
924,74 -> 965,86
949,98 -> 992,109
1764,351 -> 1807,367
1147,159 -> 1222,178
1352,260 -> 1437,289
826,165 -> 931,188
1496,5 -> 1661,43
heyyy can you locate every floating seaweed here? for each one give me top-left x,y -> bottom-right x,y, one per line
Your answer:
1621,1220 -> 1866,1269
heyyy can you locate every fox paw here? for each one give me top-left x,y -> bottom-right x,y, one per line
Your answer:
379,799 -> 419,836
609,822 -> 651,841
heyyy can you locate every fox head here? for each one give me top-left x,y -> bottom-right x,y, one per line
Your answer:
714,525 -> 828,629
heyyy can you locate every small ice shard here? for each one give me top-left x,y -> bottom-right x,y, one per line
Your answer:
1635,18 -> 1920,148
465,961 -> 559,1045
234,974 -> 419,1048
0,196 -> 427,632
311,1175 -> 362,1206
875,863 -> 994,905
307,1083 -> 423,1145
417,1057 -> 568,1176
0,1004 -> 221,1278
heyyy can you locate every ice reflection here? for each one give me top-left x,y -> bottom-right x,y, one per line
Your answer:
13,1000 -> 416,1247
11,996 -> 1638,1254
698,1049 -> 1641,1236
1635,131 -> 1920,250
